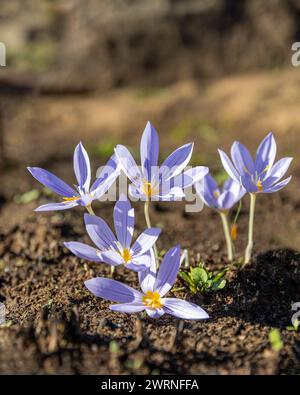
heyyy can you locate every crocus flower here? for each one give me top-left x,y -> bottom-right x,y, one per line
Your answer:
195,174 -> 246,212
195,174 -> 246,262
85,245 -> 209,320
218,132 -> 293,264
65,196 -> 161,272
218,132 -> 293,194
115,121 -> 208,201
27,142 -> 120,211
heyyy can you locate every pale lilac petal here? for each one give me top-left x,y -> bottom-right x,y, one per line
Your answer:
114,145 -> 142,185
265,157 -> 293,185
110,303 -> 145,313
146,308 -> 165,318
218,149 -> 240,183
140,121 -> 159,181
128,251 -> 152,272
231,141 -> 255,176
163,298 -> 209,320
64,241 -> 102,262
131,228 -> 161,256
255,132 -> 277,174
263,176 -> 292,193
195,179 -> 218,209
113,196 -> 134,248
91,154 -> 120,198
154,245 -> 180,297
172,166 -> 209,189
101,250 -> 124,266
85,277 -> 143,303
34,201 -> 78,211
160,143 -> 194,180
217,191 -> 237,210
27,167 -> 76,197
84,213 -> 117,250
138,249 -> 157,293
73,142 -> 91,191
240,175 -> 258,193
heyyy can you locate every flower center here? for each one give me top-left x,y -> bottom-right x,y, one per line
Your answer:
142,182 -> 157,198
256,179 -> 263,192
213,190 -> 220,199
63,196 -> 80,203
142,291 -> 163,309
121,248 -> 132,264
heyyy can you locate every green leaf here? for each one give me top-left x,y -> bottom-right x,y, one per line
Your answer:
191,267 -> 208,284
269,329 -> 283,352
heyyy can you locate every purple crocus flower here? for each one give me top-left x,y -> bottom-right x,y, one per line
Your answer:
65,196 -> 161,272
114,121 -> 208,201
85,245 -> 209,320
196,174 -> 246,211
218,132 -> 293,194
27,142 -> 120,211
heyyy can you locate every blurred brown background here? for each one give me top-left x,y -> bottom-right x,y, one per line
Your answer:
0,0 -> 300,250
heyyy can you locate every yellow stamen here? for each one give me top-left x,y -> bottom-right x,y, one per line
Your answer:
243,167 -> 251,176
142,291 -> 163,309
263,164 -> 270,173
142,182 -> 156,197
63,196 -> 80,203
121,248 -> 132,264
256,179 -> 263,192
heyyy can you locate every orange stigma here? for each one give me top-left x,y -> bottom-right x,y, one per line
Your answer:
256,180 -> 263,192
121,248 -> 132,264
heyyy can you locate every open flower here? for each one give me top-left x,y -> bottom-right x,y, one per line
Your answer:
65,196 -> 161,272
115,121 -> 208,201
85,245 -> 209,320
195,174 -> 246,212
218,132 -> 293,194
27,142 -> 120,211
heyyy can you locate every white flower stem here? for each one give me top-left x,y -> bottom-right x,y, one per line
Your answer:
144,200 -> 159,267
86,205 -> 95,216
219,211 -> 233,262
244,193 -> 257,265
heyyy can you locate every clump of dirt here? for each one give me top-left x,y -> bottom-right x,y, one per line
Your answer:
0,212 -> 299,374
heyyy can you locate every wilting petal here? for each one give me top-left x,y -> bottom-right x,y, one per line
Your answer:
85,277 -> 143,303
84,213 -> 117,250
231,141 -> 255,176
128,251 -> 152,272
140,121 -> 159,181
154,245 -> 180,297
73,142 -> 91,191
265,157 -> 293,185
91,154 -> 120,198
138,250 -> 156,293
255,132 -> 277,174
34,201 -> 78,211
146,308 -> 165,318
160,143 -> 193,181
27,167 -> 76,197
263,176 -> 292,193
113,196 -> 134,248
110,303 -> 145,313
163,298 -> 209,320
101,250 -> 124,266
115,145 -> 142,185
64,241 -> 102,262
218,149 -> 240,183
131,228 -> 161,256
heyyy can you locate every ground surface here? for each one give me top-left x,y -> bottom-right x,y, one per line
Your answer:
1,69 -> 300,374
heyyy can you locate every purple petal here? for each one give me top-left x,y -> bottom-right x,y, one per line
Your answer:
140,121 -> 159,181
240,175 -> 258,193
217,191 -> 238,210
27,167 -> 76,197
73,142 -> 91,191
34,201 -> 78,211
154,245 -> 180,297
131,228 -> 161,256
64,241 -> 102,262
265,157 -> 293,185
84,213 -> 117,250
85,277 -> 143,303
160,143 -> 193,181
255,132 -> 277,174
195,174 -> 218,209
218,149 -> 240,183
231,141 -> 254,176
172,166 -> 209,189
263,176 -> 292,193
163,298 -> 209,320
100,250 -> 124,266
128,251 -> 152,272
110,303 -> 145,313
138,249 -> 156,293
113,196 -> 134,248
91,154 -> 120,198
146,308 -> 165,318
114,145 -> 142,185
